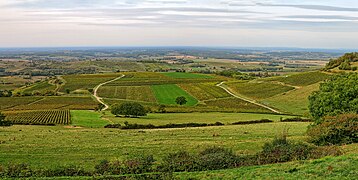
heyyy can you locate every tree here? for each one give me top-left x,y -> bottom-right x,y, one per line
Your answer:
175,96 -> 187,105
95,103 -> 105,111
308,73 -> 358,122
158,104 -> 166,113
0,112 -> 12,126
111,102 -> 147,117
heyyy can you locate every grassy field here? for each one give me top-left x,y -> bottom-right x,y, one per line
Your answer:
177,154 -> 358,179
162,72 -> 214,79
263,83 -> 320,115
71,110 -> 109,128
265,71 -> 331,86
0,121 -> 309,170
179,82 -> 230,101
226,81 -> 295,100
151,84 -> 198,106
104,112 -> 295,125
97,85 -> 157,102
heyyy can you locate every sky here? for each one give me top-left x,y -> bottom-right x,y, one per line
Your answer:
0,0 -> 357,48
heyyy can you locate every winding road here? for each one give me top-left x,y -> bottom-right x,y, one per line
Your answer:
216,82 -> 281,114
93,74 -> 125,111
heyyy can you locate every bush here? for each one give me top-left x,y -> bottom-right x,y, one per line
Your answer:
257,134 -> 315,164
161,151 -> 198,172
307,113 -> 358,145
231,119 -> 273,125
196,147 -> 239,171
280,117 -> 312,122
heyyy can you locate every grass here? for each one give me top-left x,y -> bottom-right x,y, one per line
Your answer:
151,84 -> 198,106
263,83 -> 320,116
0,122 -> 309,170
161,72 -> 214,79
177,154 -> 358,179
104,112 -> 295,125
179,82 -> 230,101
266,71 -> 331,86
226,81 -> 295,100
97,85 -> 156,102
71,110 -> 109,128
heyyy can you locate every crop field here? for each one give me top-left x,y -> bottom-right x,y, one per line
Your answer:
97,85 -> 156,102
162,72 -> 214,79
4,110 -> 70,125
265,71 -> 331,86
0,122 -> 309,169
0,97 -> 43,110
21,81 -> 56,94
151,84 -> 198,106
61,73 -> 121,92
263,83 -> 320,115
7,97 -> 97,110
179,82 -> 231,101
203,97 -> 272,113
226,81 -> 295,100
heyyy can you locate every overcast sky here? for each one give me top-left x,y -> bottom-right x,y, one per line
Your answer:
0,0 -> 357,48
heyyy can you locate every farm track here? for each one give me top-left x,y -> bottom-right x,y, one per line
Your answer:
93,74 -> 125,111
216,82 -> 282,114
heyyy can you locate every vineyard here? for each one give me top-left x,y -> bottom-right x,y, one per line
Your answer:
179,83 -> 230,101
22,81 -> 56,95
98,85 -> 157,102
4,110 -> 71,125
60,73 -> 121,92
264,71 -> 331,86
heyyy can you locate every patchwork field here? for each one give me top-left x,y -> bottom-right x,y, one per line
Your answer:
151,84 -> 198,106
61,73 -> 121,92
21,81 -> 56,94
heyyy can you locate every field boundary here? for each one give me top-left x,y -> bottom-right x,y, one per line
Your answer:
216,82 -> 281,114
93,74 -> 125,111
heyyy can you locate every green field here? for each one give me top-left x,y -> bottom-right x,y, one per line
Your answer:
151,84 -> 198,106
162,72 -> 214,79
263,83 -> 320,115
0,121 -> 309,169
226,81 -> 295,100
179,82 -> 230,101
97,85 -> 157,102
71,110 -> 109,128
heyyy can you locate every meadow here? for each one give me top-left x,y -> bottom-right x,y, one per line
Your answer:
0,120 -> 309,170
151,84 -> 198,106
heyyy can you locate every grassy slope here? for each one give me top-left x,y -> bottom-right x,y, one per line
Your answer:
151,84 -> 198,106
71,110 -> 109,128
263,83 -> 320,115
0,122 -> 309,169
177,154 -> 358,179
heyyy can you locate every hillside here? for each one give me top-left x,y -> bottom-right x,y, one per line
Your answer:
325,52 -> 358,71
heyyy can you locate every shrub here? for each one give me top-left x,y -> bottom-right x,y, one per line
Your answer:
280,117 -> 312,122
196,147 -> 238,171
111,102 -> 147,117
257,134 -> 315,164
5,163 -> 32,178
307,113 -> 358,145
231,119 -> 273,125
161,151 -> 198,172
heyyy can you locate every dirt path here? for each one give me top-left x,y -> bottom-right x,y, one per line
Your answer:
93,74 -> 125,111
216,82 -> 282,114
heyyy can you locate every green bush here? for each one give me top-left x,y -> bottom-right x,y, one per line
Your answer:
307,113 -> 358,145
196,147 -> 239,171
257,135 -> 315,164
161,151 -> 198,172
111,102 -> 147,117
